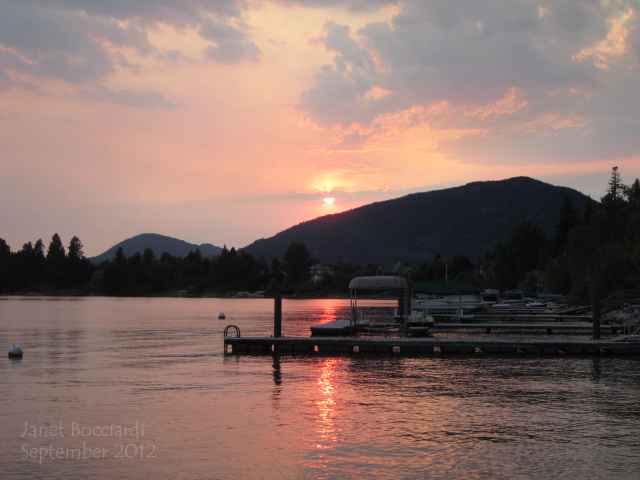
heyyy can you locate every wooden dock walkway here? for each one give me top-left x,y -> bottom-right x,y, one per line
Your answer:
224,336 -> 640,357
435,313 -> 593,322
225,296 -> 640,358
431,323 -> 622,334
309,319 -> 623,336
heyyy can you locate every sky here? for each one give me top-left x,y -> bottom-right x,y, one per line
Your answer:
2,0 -> 640,257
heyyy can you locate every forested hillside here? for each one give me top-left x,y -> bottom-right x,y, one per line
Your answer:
242,177 -> 593,266
90,233 -> 222,264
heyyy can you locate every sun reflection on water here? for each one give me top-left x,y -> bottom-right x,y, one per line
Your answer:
317,300 -> 340,325
315,358 -> 341,449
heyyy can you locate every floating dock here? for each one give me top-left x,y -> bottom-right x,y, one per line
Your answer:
309,319 -> 623,336
226,295 -> 640,358
437,313 -> 593,322
224,335 -> 640,357
310,319 -> 352,336
430,323 -> 622,334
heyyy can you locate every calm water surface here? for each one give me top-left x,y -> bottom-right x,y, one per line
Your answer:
1,296 -> 640,479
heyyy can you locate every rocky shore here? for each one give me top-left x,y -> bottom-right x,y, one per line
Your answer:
604,303 -> 640,341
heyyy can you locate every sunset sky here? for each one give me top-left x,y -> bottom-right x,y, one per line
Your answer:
2,0 -> 640,257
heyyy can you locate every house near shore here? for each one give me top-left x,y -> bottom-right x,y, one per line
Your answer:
310,264 -> 334,283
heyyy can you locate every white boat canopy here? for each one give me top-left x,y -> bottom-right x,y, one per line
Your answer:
349,276 -> 408,290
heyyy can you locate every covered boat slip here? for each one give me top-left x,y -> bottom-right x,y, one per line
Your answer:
348,275 -> 410,316
309,276 -> 420,336
338,275 -> 433,336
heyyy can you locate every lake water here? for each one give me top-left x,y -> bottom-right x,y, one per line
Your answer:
1,296 -> 640,479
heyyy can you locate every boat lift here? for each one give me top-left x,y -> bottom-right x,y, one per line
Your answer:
348,276 -> 412,334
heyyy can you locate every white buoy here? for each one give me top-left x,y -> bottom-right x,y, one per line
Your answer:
218,313 -> 226,320
8,344 -> 23,359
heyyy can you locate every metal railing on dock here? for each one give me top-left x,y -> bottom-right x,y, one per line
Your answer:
622,324 -> 640,336
602,289 -> 640,307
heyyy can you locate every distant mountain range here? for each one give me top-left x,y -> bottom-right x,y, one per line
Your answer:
92,177 -> 595,267
241,177 -> 594,266
90,233 -> 222,264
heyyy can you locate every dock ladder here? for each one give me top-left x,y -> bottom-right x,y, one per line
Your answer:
223,325 -> 241,354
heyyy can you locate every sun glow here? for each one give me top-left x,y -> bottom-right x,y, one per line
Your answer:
323,197 -> 335,204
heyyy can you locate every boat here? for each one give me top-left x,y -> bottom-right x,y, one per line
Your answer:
410,281 -> 485,314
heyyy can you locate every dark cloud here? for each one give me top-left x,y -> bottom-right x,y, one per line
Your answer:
0,0 -> 261,95
298,20 -> 380,127
297,0 -> 640,164
300,1 -> 607,125
277,0 -> 394,12
317,20 -> 374,70
627,12 -> 640,63
15,0 -> 246,25
200,17 -> 260,64
80,84 -> 177,108
0,2 -> 116,84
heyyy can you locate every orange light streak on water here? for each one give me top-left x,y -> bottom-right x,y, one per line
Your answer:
315,358 -> 341,450
318,300 -> 340,325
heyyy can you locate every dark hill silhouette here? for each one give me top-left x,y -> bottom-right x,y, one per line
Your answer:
242,177 -> 594,267
90,233 -> 222,264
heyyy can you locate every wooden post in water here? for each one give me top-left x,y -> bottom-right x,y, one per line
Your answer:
274,296 -> 282,337
397,290 -> 404,317
592,297 -> 601,340
404,287 -> 410,319
397,287 -> 410,318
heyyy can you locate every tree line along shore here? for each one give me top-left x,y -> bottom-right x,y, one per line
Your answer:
1,168 -> 639,305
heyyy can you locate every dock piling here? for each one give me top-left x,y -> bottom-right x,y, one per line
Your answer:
274,296 -> 282,338
593,298 -> 601,340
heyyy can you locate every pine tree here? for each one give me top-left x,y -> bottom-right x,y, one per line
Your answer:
45,234 -> 67,288
551,193 -> 579,254
603,166 -> 623,204
46,234 -> 66,270
283,241 -> 316,292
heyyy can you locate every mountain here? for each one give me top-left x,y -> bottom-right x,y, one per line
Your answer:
90,233 -> 223,264
242,177 -> 595,267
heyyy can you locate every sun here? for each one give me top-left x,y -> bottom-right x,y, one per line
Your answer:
323,197 -> 335,204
